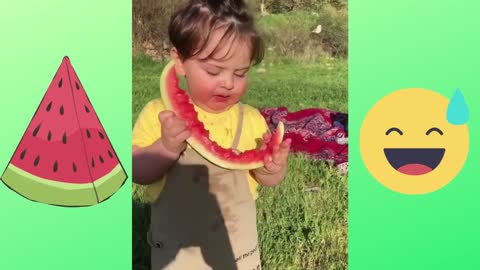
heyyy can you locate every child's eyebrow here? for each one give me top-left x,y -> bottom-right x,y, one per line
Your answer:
236,66 -> 250,71
203,62 -> 250,71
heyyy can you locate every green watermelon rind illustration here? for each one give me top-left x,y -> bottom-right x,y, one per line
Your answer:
2,163 -> 125,206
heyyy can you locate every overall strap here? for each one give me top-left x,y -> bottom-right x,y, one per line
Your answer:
231,102 -> 244,150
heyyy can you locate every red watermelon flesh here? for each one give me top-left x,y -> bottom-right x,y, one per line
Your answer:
1,56 -> 127,206
68,58 -> 121,182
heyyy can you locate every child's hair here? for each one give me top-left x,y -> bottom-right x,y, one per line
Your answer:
168,0 -> 264,65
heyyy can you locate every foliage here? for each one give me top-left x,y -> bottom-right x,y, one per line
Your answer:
255,0 -> 347,13
132,0 -> 348,58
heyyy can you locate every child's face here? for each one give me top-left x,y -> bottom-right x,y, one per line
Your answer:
174,28 -> 252,113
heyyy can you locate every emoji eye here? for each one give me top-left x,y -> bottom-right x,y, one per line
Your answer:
386,127 -> 403,135
426,127 -> 443,135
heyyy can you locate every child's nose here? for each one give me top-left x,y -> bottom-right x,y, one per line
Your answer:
221,74 -> 234,90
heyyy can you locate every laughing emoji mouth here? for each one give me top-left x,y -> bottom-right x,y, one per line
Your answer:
384,148 -> 446,175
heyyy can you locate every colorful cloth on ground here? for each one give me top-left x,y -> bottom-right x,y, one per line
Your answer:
260,107 -> 348,169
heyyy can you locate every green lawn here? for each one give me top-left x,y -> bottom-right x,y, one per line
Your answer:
132,54 -> 348,270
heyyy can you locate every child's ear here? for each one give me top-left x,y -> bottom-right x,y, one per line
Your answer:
170,47 -> 186,76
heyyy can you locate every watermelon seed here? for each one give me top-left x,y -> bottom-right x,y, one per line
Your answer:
84,105 -> 90,113
91,158 -> 95,168
33,123 -> 41,137
59,105 -> 64,115
98,131 -> 104,139
86,129 -> 91,138
108,150 -> 113,158
62,132 -> 67,144
75,82 -> 80,90
34,155 -> 40,167
46,101 -> 52,112
58,78 -> 63,88
53,161 -> 58,172
73,162 -> 77,172
99,155 -> 104,163
47,131 -> 52,141
20,149 -> 27,160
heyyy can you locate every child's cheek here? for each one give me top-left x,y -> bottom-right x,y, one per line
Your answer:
196,88 -> 211,101
193,83 -> 216,104
235,78 -> 248,94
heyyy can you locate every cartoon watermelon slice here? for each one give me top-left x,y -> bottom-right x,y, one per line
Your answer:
1,56 -> 127,207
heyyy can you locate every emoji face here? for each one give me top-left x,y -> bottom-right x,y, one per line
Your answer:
360,88 -> 469,194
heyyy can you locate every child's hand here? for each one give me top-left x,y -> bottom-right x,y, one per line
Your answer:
158,110 -> 190,155
259,137 -> 291,175
253,133 -> 291,187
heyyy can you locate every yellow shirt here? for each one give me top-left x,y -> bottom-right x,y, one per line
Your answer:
132,98 -> 269,203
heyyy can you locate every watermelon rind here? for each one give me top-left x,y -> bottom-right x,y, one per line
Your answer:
2,163 -> 97,206
160,61 -> 176,114
188,121 -> 284,170
93,164 -> 128,203
1,163 -> 126,207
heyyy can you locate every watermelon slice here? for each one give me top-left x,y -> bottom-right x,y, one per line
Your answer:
160,60 -> 284,170
1,56 -> 127,207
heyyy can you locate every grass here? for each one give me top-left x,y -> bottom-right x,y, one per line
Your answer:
132,54 -> 347,122
132,54 -> 348,270
245,58 -> 348,113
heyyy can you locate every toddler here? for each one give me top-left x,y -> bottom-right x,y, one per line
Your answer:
132,0 -> 291,269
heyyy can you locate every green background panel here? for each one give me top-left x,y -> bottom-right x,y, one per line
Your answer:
350,0 -> 479,269
0,1 -> 131,269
